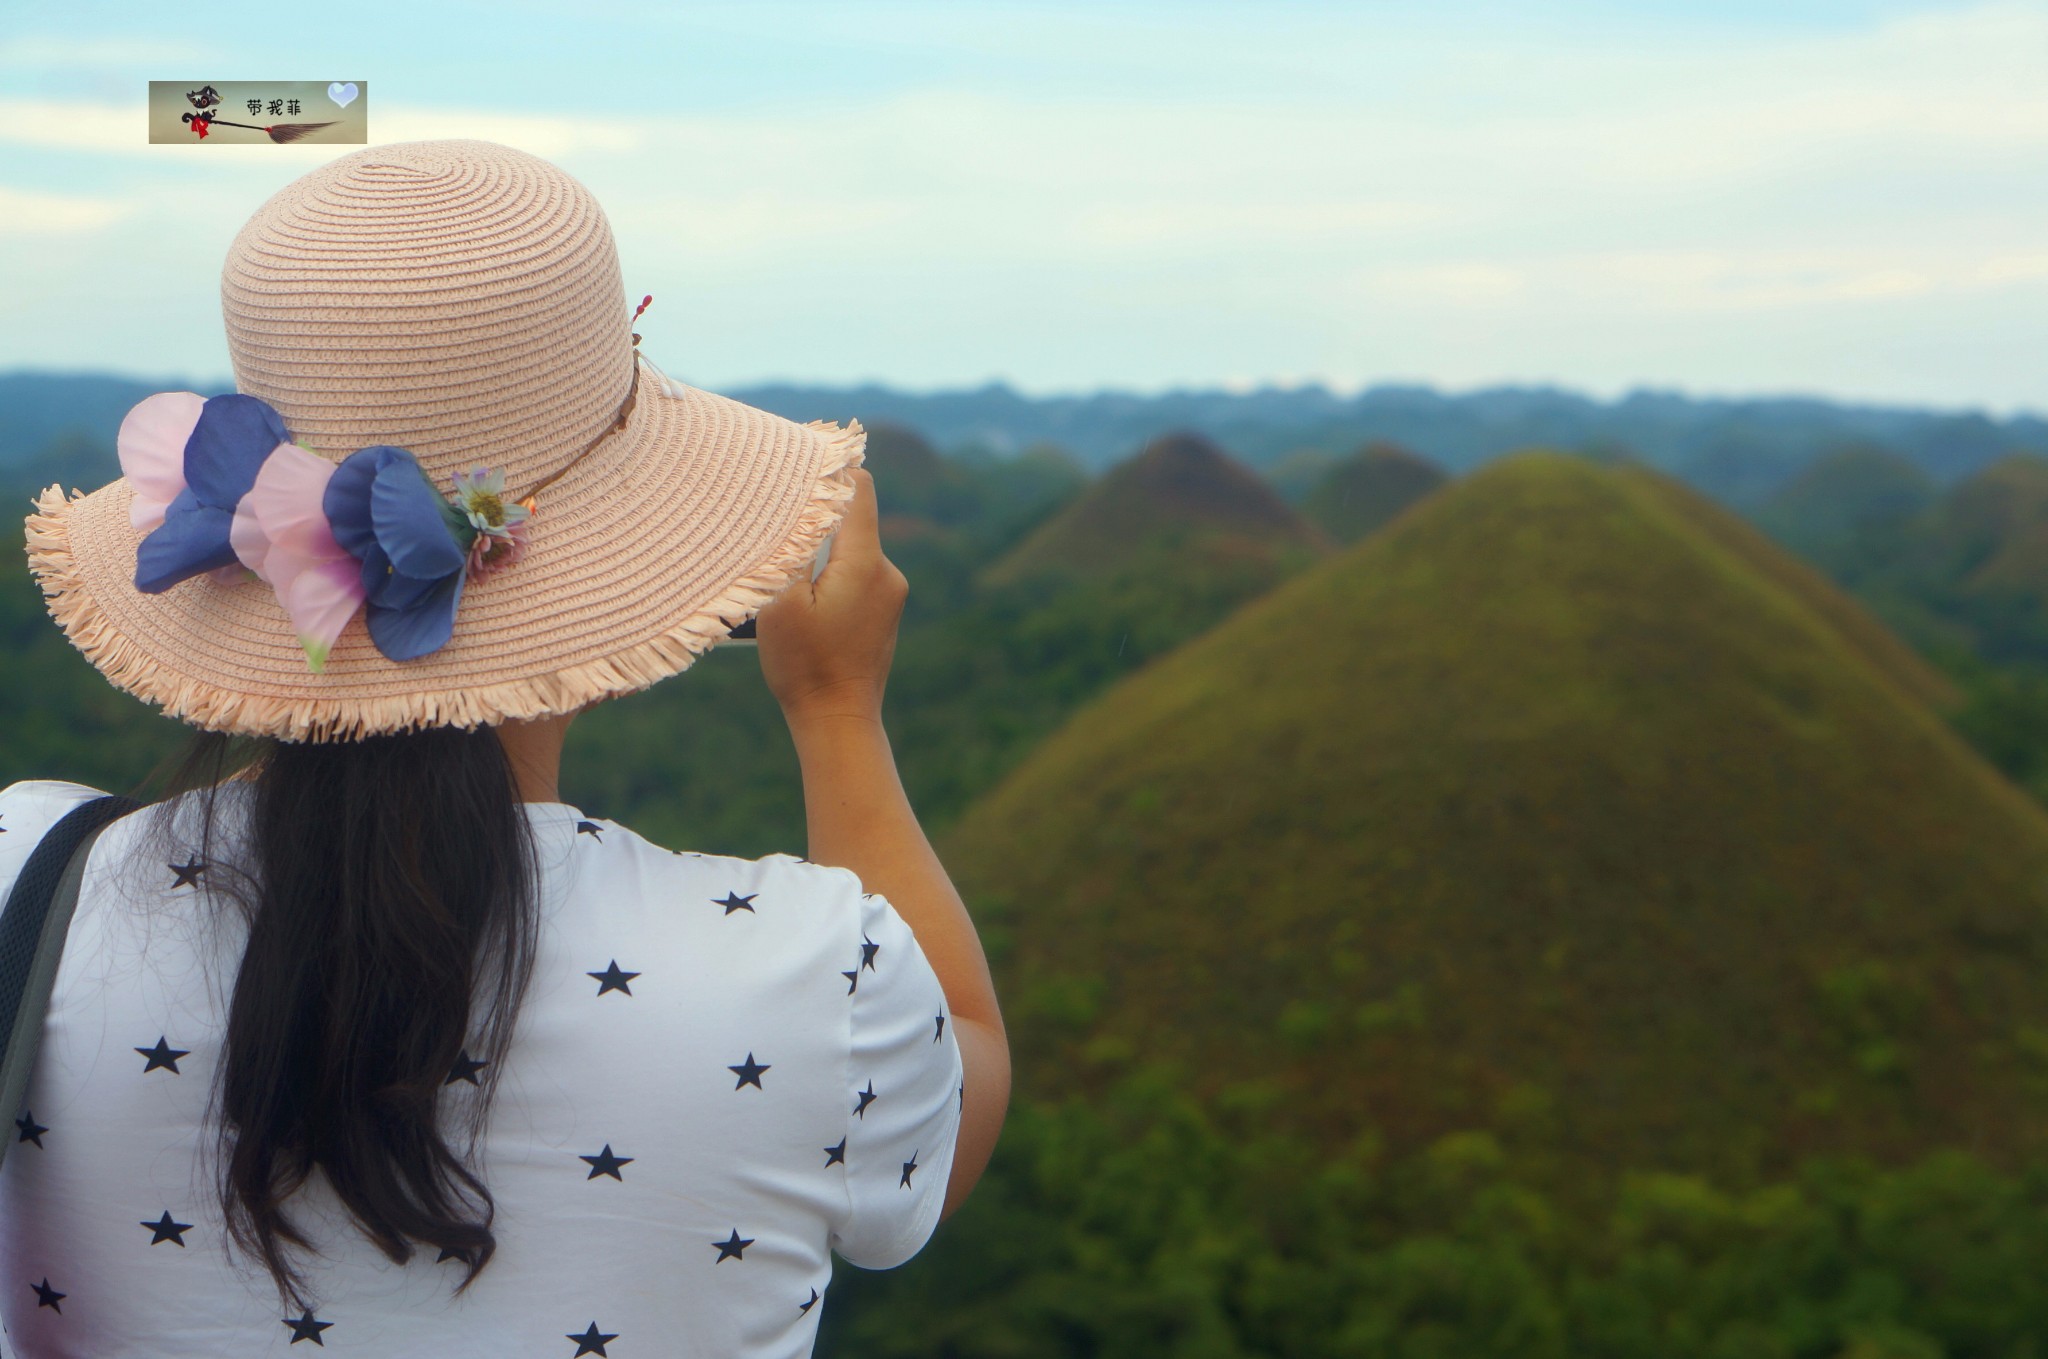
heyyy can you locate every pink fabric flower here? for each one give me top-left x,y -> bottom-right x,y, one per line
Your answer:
229,444 -> 367,672
117,391 -> 206,533
465,517 -> 530,581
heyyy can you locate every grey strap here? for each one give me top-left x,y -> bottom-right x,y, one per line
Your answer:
0,797 -> 139,1177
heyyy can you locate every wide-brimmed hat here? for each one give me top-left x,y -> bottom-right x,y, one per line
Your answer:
24,138 -> 865,742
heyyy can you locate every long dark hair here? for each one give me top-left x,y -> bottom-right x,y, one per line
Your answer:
138,722 -> 542,1305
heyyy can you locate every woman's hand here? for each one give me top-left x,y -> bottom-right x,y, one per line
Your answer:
756,467 -> 908,725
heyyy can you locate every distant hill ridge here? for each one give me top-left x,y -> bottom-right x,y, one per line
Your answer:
942,449 -> 2044,1183
7,368 -> 2044,488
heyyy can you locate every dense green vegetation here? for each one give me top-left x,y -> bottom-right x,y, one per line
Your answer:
823,1062 -> 2048,1359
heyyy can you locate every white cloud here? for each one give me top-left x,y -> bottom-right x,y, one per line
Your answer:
1361,245 -> 2048,317
0,184 -> 133,234
0,35 -> 213,67
0,97 -> 145,153
1375,264 -> 1527,307
1069,200 -> 1446,248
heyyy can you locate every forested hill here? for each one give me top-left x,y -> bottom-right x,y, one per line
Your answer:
6,368 -> 2044,495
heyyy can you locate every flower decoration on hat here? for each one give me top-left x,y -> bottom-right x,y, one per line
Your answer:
123,401 -> 486,671
115,295 -> 649,673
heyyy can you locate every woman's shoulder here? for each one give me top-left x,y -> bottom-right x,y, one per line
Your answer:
0,779 -> 120,903
547,811 -> 875,930
0,778 -> 115,836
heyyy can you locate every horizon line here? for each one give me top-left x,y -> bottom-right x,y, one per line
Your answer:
2,365 -> 2041,425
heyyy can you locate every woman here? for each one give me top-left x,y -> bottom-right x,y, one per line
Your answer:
0,139 -> 1008,1357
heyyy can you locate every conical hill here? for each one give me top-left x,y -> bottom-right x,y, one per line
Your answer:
1918,454 -> 2048,596
1300,439 -> 1448,544
859,421 -> 983,531
940,450 -> 2048,1181
977,430 -> 1333,588
1755,444 -> 1935,562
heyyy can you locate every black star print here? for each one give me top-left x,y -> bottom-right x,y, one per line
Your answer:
283,1309 -> 333,1345
30,1277 -> 63,1312
728,1052 -> 770,1090
860,934 -> 880,972
446,1051 -> 489,1086
142,1210 -> 194,1246
799,1287 -> 820,1314
854,1080 -> 877,1119
935,1014 -> 946,1043
900,1150 -> 920,1188
823,1136 -> 846,1167
15,1110 -> 47,1148
587,960 -> 639,996
842,968 -> 859,995
714,890 -> 757,915
168,855 -> 207,889
576,820 -> 604,841
136,1035 -> 190,1074
713,1228 -> 754,1263
567,1322 -> 618,1357
580,1144 -> 634,1181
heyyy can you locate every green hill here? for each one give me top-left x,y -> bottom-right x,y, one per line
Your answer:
1915,454 -> 2048,598
1264,445 -> 1340,504
977,430 -> 1333,589
1300,439 -> 1448,544
1818,454 -> 2048,666
941,450 -> 2048,1185
1755,444 -> 1936,571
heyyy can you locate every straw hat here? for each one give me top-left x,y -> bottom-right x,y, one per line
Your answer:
23,139 -> 866,742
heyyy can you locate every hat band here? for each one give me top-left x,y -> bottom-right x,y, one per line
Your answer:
511,350 -> 642,514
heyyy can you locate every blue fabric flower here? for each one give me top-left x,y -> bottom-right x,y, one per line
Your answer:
134,395 -> 287,593
323,445 -> 478,661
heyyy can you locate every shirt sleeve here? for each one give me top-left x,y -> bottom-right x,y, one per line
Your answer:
827,874 -> 966,1270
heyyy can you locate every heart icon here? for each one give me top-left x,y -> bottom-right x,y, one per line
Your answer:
327,82 -> 358,108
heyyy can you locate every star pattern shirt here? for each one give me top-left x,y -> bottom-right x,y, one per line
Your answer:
0,780 -> 964,1358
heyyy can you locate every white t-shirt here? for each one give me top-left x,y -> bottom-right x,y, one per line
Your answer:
0,778 -> 964,1358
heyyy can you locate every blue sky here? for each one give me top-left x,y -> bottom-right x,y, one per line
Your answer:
2,0 -> 2044,413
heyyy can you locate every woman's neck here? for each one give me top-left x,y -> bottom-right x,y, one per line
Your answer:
496,710 -> 578,803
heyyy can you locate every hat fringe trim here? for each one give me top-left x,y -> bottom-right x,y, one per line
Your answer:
25,418 -> 868,743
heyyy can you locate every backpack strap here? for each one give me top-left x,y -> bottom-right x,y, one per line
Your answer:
0,794 -> 143,1174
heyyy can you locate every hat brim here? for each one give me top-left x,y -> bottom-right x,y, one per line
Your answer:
24,355 -> 867,741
